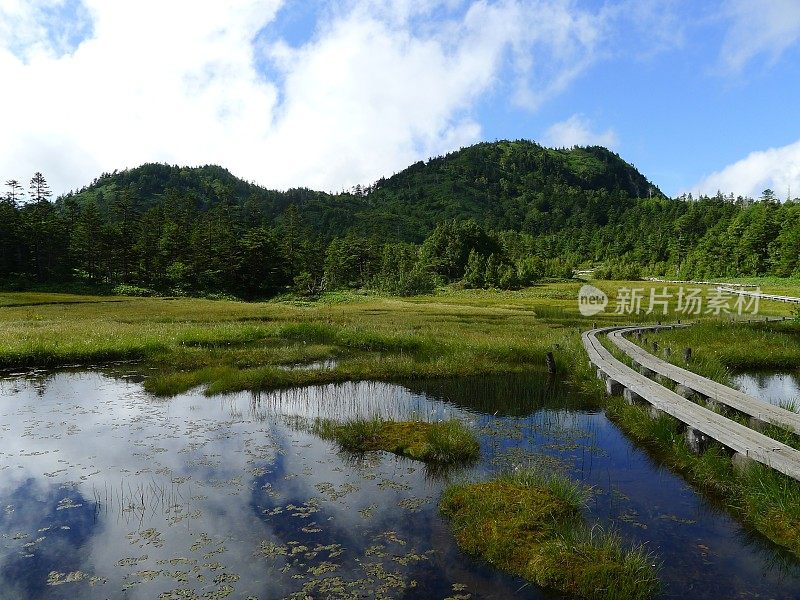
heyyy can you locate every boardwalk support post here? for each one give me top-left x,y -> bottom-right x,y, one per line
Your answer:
685,427 -> 708,454
546,352 -> 556,375
623,388 -> 642,405
655,373 -> 671,386
732,452 -> 756,473
675,384 -> 701,403
639,365 -> 655,378
605,378 -> 624,396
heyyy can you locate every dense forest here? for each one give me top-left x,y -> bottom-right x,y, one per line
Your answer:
1,140 -> 798,298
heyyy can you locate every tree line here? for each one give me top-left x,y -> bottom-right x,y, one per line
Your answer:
0,173 -> 581,297
2,156 -> 799,299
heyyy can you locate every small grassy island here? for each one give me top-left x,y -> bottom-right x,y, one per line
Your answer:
311,417 -> 480,465
440,471 -> 660,600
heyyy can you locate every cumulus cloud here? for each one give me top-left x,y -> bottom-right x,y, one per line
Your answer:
542,114 -> 617,149
0,0 -> 609,195
0,0 -> 284,194
690,139 -> 800,199
719,0 -> 800,72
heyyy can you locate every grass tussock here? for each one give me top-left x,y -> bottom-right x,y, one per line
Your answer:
440,470 -> 659,600
143,366 -> 237,396
311,417 -> 480,465
606,395 -> 800,556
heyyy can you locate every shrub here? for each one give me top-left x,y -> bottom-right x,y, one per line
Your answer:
112,284 -> 159,297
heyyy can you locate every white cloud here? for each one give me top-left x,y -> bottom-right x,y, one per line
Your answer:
0,0 -> 284,194
601,0 -> 688,59
690,139 -> 800,199
719,0 -> 800,72
0,0 -> 608,196
542,113 -> 617,149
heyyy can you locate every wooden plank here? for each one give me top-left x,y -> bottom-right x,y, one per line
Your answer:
582,327 -> 800,481
718,287 -> 800,304
644,278 -> 758,288
608,326 -> 800,434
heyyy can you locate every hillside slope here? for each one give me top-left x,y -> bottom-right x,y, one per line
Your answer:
62,140 -> 660,241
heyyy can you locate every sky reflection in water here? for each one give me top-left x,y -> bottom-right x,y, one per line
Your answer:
0,370 -> 799,599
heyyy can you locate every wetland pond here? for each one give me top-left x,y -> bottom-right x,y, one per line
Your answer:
2,370 -> 800,599
733,371 -> 800,409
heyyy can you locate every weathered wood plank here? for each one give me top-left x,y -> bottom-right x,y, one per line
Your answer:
717,287 -> 800,304
608,326 -> 800,434
582,327 -> 800,481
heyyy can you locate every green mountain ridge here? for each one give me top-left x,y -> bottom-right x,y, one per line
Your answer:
5,138 -> 796,297
63,140 -> 660,242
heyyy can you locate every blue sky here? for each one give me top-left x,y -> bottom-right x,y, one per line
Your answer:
1,0 -> 799,199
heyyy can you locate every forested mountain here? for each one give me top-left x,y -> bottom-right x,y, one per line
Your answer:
61,141 -> 658,242
1,140 -> 798,298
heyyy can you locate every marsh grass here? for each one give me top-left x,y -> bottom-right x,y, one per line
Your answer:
311,417 -> 480,465
440,469 -> 659,600
144,367 -> 236,396
0,286 -> 605,396
649,320 -> 800,377
3,282 -> 770,392
6,284 -> 800,583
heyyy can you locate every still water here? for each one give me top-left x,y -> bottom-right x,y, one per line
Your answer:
1,370 -> 799,599
733,371 -> 800,409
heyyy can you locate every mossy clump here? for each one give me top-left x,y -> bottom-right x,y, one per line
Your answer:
440,470 -> 659,600
312,417 -> 480,465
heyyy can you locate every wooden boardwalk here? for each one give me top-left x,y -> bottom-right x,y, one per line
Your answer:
583,326 -> 800,481
717,287 -> 800,304
608,325 -> 800,434
644,278 -> 758,288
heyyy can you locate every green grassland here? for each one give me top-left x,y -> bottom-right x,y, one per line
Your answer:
0,280 -> 796,396
645,319 -> 800,379
1,284 -> 592,394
